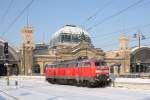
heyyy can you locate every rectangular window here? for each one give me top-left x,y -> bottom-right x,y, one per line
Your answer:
72,35 -> 79,43
95,62 -> 106,67
61,33 -> 71,42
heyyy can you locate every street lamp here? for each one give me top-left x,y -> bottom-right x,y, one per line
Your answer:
133,30 -> 145,75
133,31 -> 145,48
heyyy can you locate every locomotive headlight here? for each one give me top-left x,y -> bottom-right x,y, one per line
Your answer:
96,74 -> 99,77
107,78 -> 110,81
95,70 -> 109,73
95,70 -> 102,73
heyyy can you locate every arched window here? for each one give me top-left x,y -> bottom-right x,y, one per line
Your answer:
131,47 -> 150,73
33,64 -> 40,73
12,64 -> 19,75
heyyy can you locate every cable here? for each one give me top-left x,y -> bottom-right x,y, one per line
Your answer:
90,25 -> 150,49
87,0 -> 144,31
99,34 -> 150,50
81,0 -> 113,27
135,0 -> 150,8
86,0 -> 150,49
93,23 -> 150,50
1,0 -> 34,37
91,23 -> 150,39
0,0 -> 13,26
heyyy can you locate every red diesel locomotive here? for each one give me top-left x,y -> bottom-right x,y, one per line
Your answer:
45,59 -> 111,87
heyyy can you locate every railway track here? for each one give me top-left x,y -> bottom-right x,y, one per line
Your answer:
0,89 -> 19,100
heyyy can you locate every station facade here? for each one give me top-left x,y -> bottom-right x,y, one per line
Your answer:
105,35 -> 150,75
0,25 -> 150,75
21,25 -> 105,75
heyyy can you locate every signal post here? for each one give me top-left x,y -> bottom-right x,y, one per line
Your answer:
4,42 -> 9,86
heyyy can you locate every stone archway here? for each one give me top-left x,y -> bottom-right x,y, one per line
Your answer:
131,46 -> 150,73
11,64 -> 19,75
0,64 -> 7,76
32,64 -> 40,73
109,63 -> 121,74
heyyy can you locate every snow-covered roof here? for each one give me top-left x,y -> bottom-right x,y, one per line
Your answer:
106,50 -> 119,53
53,25 -> 89,37
0,38 -> 6,43
131,46 -> 150,53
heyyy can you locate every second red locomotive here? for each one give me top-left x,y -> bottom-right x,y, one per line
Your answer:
45,59 -> 111,87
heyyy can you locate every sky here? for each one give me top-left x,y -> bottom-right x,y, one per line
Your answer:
0,0 -> 150,51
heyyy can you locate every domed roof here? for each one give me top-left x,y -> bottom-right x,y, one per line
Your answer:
131,46 -> 150,53
53,25 -> 90,38
50,25 -> 91,47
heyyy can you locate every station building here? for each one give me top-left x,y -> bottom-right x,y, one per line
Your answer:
21,25 -> 105,75
0,25 -> 150,76
105,34 -> 150,75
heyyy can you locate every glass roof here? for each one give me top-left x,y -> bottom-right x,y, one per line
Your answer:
50,25 -> 91,47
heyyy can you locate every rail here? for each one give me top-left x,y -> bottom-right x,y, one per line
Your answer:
110,73 -> 150,79
0,89 -> 19,100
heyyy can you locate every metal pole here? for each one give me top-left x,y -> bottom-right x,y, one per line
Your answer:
4,63 -> 9,86
7,63 -> 9,86
133,31 -> 145,76
138,33 -> 141,77
23,45 -> 25,75
138,35 -> 141,48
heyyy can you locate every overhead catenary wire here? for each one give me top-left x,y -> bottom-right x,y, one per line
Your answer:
83,0 -> 150,50
81,0 -> 113,27
1,0 -> 34,37
100,33 -> 150,50
0,0 -> 14,26
92,28 -> 149,50
94,24 -> 150,47
88,0 -> 112,20
27,7 -> 29,27
86,0 -> 144,31
91,23 -> 150,39
90,23 -> 150,49
135,0 -> 150,8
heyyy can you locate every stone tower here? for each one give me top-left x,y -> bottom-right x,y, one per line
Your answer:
119,34 -> 130,73
21,26 -> 35,75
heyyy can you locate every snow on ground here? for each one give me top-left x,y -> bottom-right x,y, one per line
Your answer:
0,76 -> 150,100
115,78 -> 150,84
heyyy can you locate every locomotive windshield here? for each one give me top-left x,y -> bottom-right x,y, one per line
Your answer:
95,61 -> 106,67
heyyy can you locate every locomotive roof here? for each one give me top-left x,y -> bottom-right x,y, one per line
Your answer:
53,58 -> 105,64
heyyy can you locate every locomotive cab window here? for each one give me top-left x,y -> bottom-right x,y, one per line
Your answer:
64,63 -> 68,68
95,61 -> 106,67
47,64 -> 52,68
51,64 -> 56,68
68,62 -> 77,67
83,62 -> 91,67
